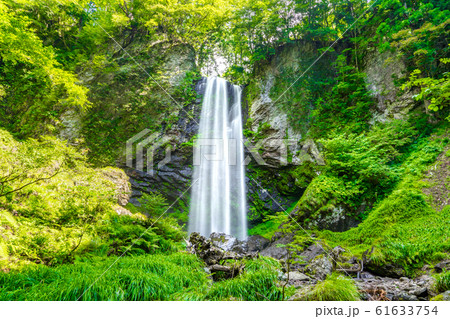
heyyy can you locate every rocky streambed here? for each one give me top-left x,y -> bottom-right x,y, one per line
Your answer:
187,232 -> 450,301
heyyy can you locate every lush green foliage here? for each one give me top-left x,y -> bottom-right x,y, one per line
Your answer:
1,0 -> 449,302
290,119 -> 422,227
312,53 -> 374,134
402,66 -> 450,120
248,212 -> 286,240
0,252 -> 208,301
0,129 -> 182,269
0,253 -> 283,301
320,128 -> 449,275
0,0 -> 91,136
434,271 -> 450,293
305,273 -> 360,301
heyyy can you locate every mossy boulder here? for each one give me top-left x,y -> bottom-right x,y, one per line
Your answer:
304,256 -> 333,280
290,175 -> 360,231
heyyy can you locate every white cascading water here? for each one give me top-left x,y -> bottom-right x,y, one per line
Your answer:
189,77 -> 247,239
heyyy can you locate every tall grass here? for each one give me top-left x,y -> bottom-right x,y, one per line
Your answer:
0,254 -> 283,301
0,252 -> 208,301
305,274 -> 360,301
434,271 -> 450,293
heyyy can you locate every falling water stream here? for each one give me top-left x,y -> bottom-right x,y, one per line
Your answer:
188,77 -> 247,239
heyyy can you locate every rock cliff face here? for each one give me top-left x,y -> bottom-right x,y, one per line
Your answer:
243,42 -> 329,225
363,48 -> 418,121
124,78 -> 206,222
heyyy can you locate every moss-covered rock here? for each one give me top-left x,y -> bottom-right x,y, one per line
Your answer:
290,175 -> 360,231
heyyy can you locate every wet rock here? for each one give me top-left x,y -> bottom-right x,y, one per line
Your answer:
189,232 -> 260,281
434,260 -> 450,273
443,291 -> 450,301
305,256 -> 333,280
260,233 -> 294,260
128,197 -> 142,207
410,287 -> 428,298
246,176 -> 297,225
246,235 -> 270,252
359,272 -> 375,279
123,78 -> 204,218
189,232 -> 224,265
209,232 -> 240,251
288,271 -> 310,281
288,285 -> 314,301
297,244 -> 325,264
365,260 -> 405,278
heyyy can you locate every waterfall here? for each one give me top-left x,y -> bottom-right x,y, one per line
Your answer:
189,77 -> 247,239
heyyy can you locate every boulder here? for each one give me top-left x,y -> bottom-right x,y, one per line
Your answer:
209,232 -> 240,251
189,232 -> 224,265
260,233 -> 294,260
246,235 -> 270,252
288,271 -> 310,281
188,232 -> 259,281
288,285 -> 314,301
434,260 -> 450,273
305,256 -> 333,280
365,260 -> 405,278
297,244 -> 325,264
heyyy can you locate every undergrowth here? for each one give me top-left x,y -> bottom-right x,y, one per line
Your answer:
0,254 -> 283,301
319,127 -> 449,276
434,271 -> 450,293
305,273 -> 360,301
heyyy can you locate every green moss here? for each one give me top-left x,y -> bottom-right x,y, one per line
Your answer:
431,294 -> 444,301
291,174 -> 359,226
248,211 -> 288,239
291,161 -> 318,189
82,49 -> 199,166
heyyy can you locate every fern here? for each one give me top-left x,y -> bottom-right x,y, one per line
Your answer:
0,210 -> 18,228
0,239 -> 8,260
